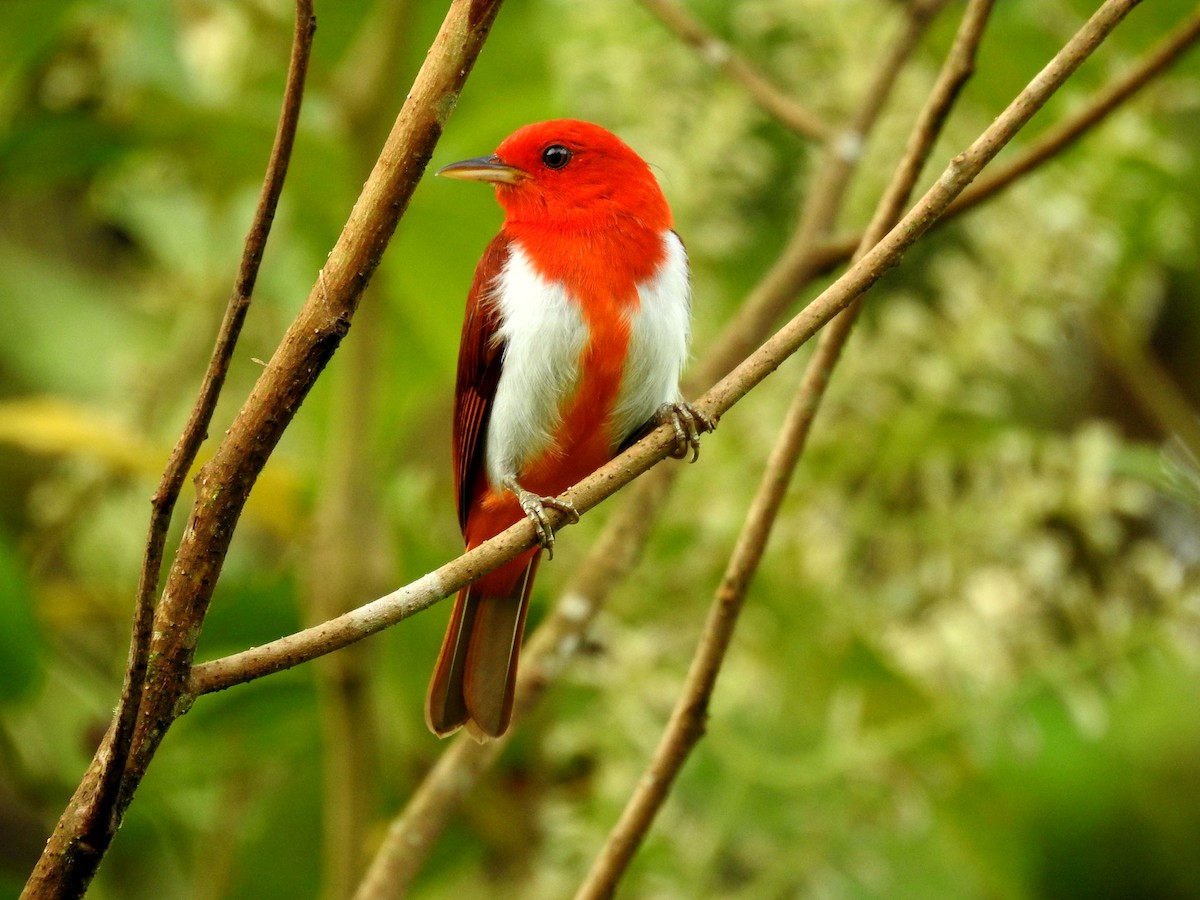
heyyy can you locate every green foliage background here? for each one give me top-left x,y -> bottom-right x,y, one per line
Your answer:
1,1 -> 1199,897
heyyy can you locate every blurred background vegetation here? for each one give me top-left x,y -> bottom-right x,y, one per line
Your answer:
1,0 -> 1199,897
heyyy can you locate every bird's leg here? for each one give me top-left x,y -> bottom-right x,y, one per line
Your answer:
655,401 -> 717,463
504,480 -> 580,559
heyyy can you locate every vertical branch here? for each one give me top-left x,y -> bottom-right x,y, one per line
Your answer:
22,1 -> 507,896
100,0 -> 316,861
573,3 -> 995,895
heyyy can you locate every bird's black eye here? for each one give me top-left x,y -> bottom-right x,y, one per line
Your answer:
541,144 -> 572,170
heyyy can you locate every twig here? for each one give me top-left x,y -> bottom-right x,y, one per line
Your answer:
701,0 -> 1140,415
813,7 -> 1200,277
693,0 -> 953,390
352,736 -> 507,900
636,0 -> 830,141
21,2 -> 506,896
950,7 -> 1200,219
573,3 -> 995,896
1087,310 -> 1200,459
90,0 -> 315,865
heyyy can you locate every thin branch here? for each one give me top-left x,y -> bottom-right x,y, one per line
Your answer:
352,736 -> 508,900
702,0 -> 1141,416
573,3 -> 995,895
22,1 -> 506,896
1087,310 -> 1200,459
636,0 -> 831,141
97,0 -> 315,857
814,6 -> 1200,276
950,6 -> 1200,219
693,0 -> 953,391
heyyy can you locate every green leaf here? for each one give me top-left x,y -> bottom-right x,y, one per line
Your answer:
0,536 -> 43,705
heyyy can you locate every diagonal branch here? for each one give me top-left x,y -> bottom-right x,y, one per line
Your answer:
700,0 -> 1141,418
572,3 -> 996,895
949,5 -> 1200,219
813,6 -> 1200,276
690,0 -> 952,391
636,0 -> 831,141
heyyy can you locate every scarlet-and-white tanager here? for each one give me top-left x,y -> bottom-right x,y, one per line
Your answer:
425,119 -> 712,741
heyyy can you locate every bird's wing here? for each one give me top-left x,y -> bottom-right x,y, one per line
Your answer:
452,232 -> 510,534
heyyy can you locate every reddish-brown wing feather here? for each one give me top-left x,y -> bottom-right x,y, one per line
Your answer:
452,232 -> 510,534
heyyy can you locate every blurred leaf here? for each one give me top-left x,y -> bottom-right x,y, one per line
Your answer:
0,396 -> 303,537
0,396 -> 155,473
0,537 -> 42,704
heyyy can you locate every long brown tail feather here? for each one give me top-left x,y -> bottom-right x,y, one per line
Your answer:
425,586 -> 474,736
425,554 -> 540,740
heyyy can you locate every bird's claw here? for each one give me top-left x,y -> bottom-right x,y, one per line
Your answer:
655,401 -> 716,463
513,488 -> 579,559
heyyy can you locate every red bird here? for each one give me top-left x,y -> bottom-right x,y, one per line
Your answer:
426,120 -> 711,740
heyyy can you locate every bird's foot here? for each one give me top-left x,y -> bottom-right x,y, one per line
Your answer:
655,401 -> 717,463
509,484 -> 580,559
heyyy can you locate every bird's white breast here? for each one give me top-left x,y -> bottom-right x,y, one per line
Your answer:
611,230 -> 691,441
485,232 -> 690,488
486,244 -> 588,488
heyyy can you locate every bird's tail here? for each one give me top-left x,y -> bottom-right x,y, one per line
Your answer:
425,553 -> 541,741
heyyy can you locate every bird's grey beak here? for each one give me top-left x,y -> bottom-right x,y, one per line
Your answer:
436,154 -> 527,184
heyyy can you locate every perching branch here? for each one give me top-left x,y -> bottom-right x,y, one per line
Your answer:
187,0 -> 1194,724
573,3 -> 995,895
635,0 -> 831,141
22,2 -> 505,896
191,0 -> 945,700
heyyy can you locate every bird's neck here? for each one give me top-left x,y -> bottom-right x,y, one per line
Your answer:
504,215 -> 668,294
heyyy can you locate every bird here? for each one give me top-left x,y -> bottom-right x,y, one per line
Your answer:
425,119 -> 712,741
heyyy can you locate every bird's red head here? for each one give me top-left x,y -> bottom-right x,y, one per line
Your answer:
437,119 -> 672,234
